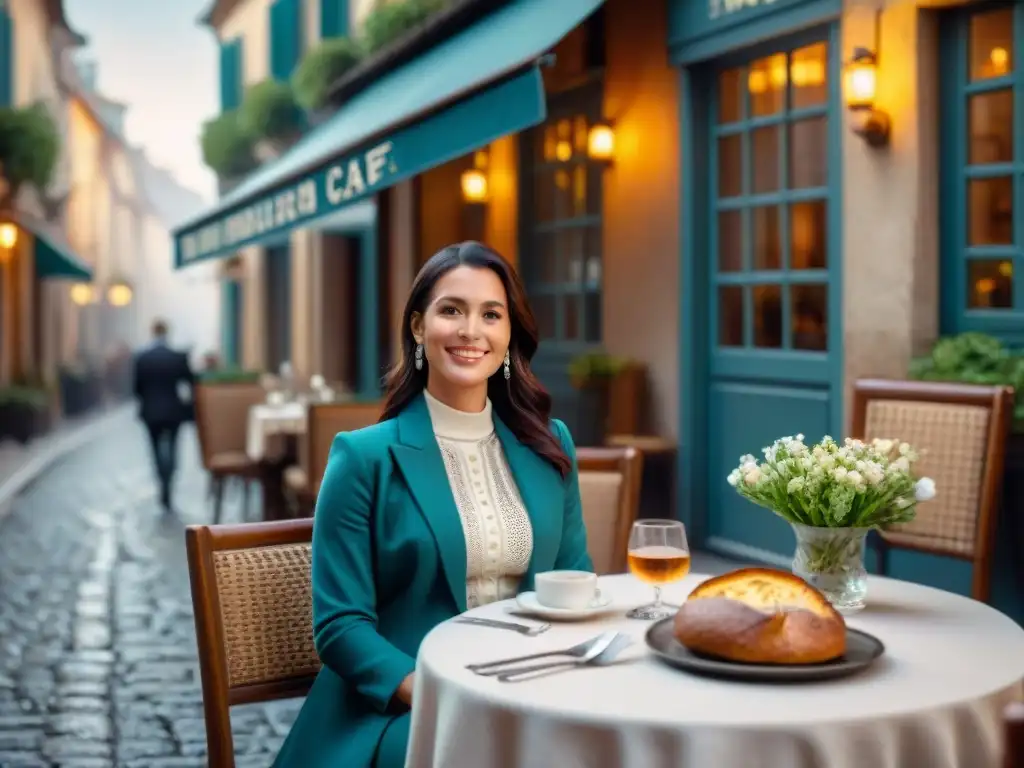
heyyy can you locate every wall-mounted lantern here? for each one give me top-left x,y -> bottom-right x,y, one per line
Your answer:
587,121 -> 615,164
0,221 -> 17,253
460,149 -> 489,205
107,280 -> 133,307
844,45 -> 890,148
69,283 -> 95,306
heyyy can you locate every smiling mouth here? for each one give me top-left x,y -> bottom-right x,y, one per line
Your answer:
446,347 -> 487,361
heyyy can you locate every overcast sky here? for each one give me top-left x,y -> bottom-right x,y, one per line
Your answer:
65,0 -> 218,202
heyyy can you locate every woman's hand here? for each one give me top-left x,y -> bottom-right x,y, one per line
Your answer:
395,672 -> 415,707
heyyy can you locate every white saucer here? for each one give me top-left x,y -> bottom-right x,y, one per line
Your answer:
512,592 -> 617,621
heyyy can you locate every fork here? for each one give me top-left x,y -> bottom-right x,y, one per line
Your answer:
454,616 -> 551,636
497,633 -> 634,682
467,631 -> 618,675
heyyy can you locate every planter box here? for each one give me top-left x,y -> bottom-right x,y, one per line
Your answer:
573,384 -> 610,448
0,402 -> 42,444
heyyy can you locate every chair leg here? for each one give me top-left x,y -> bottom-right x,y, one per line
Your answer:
213,477 -> 225,525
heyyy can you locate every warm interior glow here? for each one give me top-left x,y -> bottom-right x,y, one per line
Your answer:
0,222 -> 18,250
999,261 -> 1014,278
991,47 -> 1010,76
555,140 -> 573,162
587,123 -> 615,161
460,169 -> 488,203
107,283 -> 133,307
69,283 -> 94,306
844,55 -> 877,110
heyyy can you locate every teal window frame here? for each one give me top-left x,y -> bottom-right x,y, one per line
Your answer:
0,4 -> 13,108
940,1 -> 1024,346
219,38 -> 244,111
518,80 -> 605,350
270,0 -> 305,81
320,0 -> 349,39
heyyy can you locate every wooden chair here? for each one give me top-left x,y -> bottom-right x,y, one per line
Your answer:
284,401 -> 383,515
194,382 -> 266,524
1006,700 -> 1024,768
851,379 -> 1015,602
185,518 -> 318,768
576,446 -> 644,574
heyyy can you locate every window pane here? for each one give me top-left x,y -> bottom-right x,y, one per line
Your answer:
752,125 -> 780,193
719,68 -> 743,124
791,284 -> 828,351
790,201 -> 827,269
968,89 -> 1013,164
718,286 -> 743,347
718,134 -> 742,198
536,234 -> 559,284
563,294 -> 580,340
753,285 -> 783,348
584,291 -> 601,342
789,117 -> 827,189
533,295 -> 556,338
583,228 -> 602,286
749,54 -> 786,116
968,177 -> 1013,245
969,8 -> 1013,81
790,43 -> 828,109
752,207 -> 781,270
967,260 -> 1013,309
555,229 -> 584,283
718,210 -> 743,272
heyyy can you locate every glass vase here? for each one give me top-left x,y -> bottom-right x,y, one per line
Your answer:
790,522 -> 869,614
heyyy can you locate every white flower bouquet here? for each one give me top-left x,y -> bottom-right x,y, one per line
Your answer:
727,434 -> 937,529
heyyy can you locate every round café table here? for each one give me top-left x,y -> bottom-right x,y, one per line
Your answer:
407,573 -> 1024,768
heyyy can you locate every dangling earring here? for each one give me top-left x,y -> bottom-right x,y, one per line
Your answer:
503,350 -> 511,380
414,343 -> 424,371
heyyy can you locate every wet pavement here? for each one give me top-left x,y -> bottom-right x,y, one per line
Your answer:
0,415 -> 300,767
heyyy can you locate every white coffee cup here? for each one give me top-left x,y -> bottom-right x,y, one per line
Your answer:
534,570 -> 599,610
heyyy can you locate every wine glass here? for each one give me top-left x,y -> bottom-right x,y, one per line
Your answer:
626,519 -> 691,620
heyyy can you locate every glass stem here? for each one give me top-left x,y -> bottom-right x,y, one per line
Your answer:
652,585 -> 662,608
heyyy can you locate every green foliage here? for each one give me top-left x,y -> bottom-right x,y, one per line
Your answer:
200,110 -> 257,178
238,79 -> 303,141
0,104 -> 61,194
361,0 -> 446,54
0,386 -> 48,408
909,332 -> 1024,428
199,368 -> 263,384
568,351 -> 630,389
292,37 -> 365,111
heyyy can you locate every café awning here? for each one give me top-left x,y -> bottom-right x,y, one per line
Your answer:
172,0 -> 605,268
16,214 -> 93,281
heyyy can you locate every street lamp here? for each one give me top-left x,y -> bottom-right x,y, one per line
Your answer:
107,281 -> 133,307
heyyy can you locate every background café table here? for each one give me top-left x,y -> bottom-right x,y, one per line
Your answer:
408,573 -> 1024,768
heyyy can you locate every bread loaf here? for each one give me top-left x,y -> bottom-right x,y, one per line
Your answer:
673,568 -> 846,665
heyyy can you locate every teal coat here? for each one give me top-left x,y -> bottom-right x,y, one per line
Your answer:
272,394 -> 593,768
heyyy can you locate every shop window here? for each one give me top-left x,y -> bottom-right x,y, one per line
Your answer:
519,83 -> 604,345
941,4 -> 1024,336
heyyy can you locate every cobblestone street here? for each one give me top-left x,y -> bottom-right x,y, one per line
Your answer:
0,414 -> 300,767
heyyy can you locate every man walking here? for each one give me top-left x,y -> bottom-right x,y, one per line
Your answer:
133,320 -> 195,512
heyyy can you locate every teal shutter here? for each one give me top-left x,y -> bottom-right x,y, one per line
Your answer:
320,0 -> 349,38
269,0 -> 303,81
221,282 -> 242,366
0,5 -> 13,107
219,38 -> 243,111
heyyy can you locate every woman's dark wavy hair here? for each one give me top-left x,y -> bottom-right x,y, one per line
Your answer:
380,241 -> 571,477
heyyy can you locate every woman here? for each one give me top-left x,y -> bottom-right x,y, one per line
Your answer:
273,241 -> 594,768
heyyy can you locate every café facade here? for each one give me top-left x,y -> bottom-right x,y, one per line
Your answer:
176,0 -> 1024,619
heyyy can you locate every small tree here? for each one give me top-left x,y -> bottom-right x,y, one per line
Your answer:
238,79 -> 303,142
361,0 -> 446,55
200,110 -> 257,178
292,37 -> 364,112
0,104 -> 60,199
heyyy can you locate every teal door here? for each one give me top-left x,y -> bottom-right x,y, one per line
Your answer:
696,27 -> 843,562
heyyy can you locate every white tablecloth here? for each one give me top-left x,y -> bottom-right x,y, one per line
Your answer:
245,402 -> 306,461
409,573 -> 1024,768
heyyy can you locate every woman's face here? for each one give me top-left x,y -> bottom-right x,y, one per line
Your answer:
411,265 -> 511,398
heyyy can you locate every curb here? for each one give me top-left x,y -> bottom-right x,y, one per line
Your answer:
0,404 -> 134,511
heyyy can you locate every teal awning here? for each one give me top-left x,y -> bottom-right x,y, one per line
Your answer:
16,214 -> 93,281
172,0 -> 604,268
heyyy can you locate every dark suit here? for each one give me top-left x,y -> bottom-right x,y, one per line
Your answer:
133,341 -> 195,508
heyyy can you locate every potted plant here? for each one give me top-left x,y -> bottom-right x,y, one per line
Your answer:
239,79 -> 304,161
199,368 -> 264,384
728,434 -> 936,613
0,103 -> 60,202
292,37 -> 364,117
361,0 -> 446,55
568,351 -> 630,447
0,385 -> 49,444
200,110 -> 258,180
